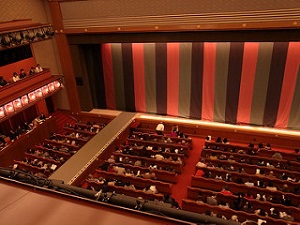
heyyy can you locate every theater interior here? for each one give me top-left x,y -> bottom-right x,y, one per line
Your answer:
0,1 -> 300,225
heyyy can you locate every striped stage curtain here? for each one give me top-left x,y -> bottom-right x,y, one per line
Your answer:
101,42 -> 300,130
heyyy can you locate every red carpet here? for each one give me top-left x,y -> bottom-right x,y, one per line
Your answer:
171,137 -> 204,207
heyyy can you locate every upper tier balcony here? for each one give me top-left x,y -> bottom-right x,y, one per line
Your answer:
0,69 -> 63,120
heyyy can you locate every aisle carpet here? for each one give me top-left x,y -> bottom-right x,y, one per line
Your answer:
171,137 -> 204,207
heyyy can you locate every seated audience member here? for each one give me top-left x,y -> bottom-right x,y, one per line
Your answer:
142,169 -> 156,179
257,143 -> 264,149
222,138 -> 229,144
114,165 -> 126,175
35,64 -> 43,73
232,193 -> 244,210
215,137 -> 222,143
12,72 -> 20,82
0,76 -> 7,86
196,159 -> 207,168
245,179 -> 254,186
124,181 -> 136,190
206,195 -> 218,205
39,113 -> 47,121
29,67 -> 36,75
243,201 -> 253,213
154,153 -> 164,161
230,215 -> 239,223
215,174 -> 222,180
205,135 -> 212,142
170,125 -> 179,137
195,169 -> 205,177
272,152 -> 283,159
244,193 -> 253,200
155,122 -> 164,135
144,185 -> 158,194
19,69 -> 27,79
255,208 -> 268,217
209,152 -> 218,160
265,143 -> 272,150
220,186 -> 232,195
248,142 -> 255,148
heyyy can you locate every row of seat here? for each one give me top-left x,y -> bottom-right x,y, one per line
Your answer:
199,158 -> 300,193
82,130 -> 192,202
11,121 -> 105,178
202,148 -> 300,173
205,141 -> 299,162
181,138 -> 300,224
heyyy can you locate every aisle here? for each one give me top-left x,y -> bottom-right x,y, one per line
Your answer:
171,137 -> 204,207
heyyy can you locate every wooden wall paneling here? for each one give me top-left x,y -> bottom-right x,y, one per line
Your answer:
48,1 -> 81,113
36,99 -> 49,116
0,117 -> 57,167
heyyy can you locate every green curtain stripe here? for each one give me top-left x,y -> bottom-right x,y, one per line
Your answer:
288,66 -> 300,129
144,43 -> 157,113
213,42 -> 230,123
250,42 -> 274,126
111,43 -> 126,110
178,43 -> 192,118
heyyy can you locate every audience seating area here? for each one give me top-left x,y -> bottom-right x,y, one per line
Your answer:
11,119 -> 107,178
182,139 -> 300,225
2,112 -> 300,225
81,124 -> 192,206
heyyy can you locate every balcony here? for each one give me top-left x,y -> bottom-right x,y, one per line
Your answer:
0,69 -> 63,121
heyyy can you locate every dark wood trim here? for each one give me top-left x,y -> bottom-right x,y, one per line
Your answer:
49,1 -> 81,113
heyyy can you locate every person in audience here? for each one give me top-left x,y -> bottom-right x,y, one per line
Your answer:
266,170 -> 275,178
242,201 -> 253,213
266,162 -> 274,169
247,142 -> 254,148
255,208 -> 268,217
266,182 -> 277,191
280,211 -> 295,222
215,173 -> 222,180
162,193 -> 176,205
244,193 -> 253,200
195,168 -> 205,178
19,68 -> 27,79
209,152 -> 218,160
0,76 -> 7,86
124,181 -> 136,190
220,186 -> 232,195
113,165 -> 126,175
257,143 -> 264,149
215,137 -> 222,143
29,67 -> 36,75
230,215 -> 239,223
154,153 -> 164,160
35,64 -> 43,73
155,122 -> 164,135
170,125 -> 179,137
245,179 -> 254,187
12,72 -> 20,82
205,135 -> 212,142
196,159 -> 207,168
144,185 -> 158,194
39,113 -> 47,121
107,155 -> 115,163
272,152 -> 283,159
222,138 -> 229,144
232,193 -> 244,210
142,169 -> 156,179
265,143 -> 272,150
206,195 -> 218,205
